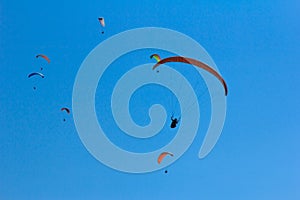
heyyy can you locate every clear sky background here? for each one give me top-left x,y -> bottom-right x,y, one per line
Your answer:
1,0 -> 299,199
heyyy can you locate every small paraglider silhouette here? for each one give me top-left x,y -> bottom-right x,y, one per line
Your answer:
28,72 -> 45,90
98,17 -> 105,34
61,107 -> 71,122
35,54 -> 49,71
150,54 -> 161,73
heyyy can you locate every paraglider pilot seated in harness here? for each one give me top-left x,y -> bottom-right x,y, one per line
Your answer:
170,115 -> 180,128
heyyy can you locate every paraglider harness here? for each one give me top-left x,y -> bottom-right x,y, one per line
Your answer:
170,115 -> 180,128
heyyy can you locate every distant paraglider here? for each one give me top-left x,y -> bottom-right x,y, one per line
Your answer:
157,152 -> 174,164
61,107 -> 71,122
36,54 -> 50,64
28,72 -> 44,90
150,54 -> 161,73
98,17 -> 105,34
152,56 -> 228,96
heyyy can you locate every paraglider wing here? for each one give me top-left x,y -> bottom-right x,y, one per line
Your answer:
61,107 -> 70,114
150,54 -> 161,62
28,72 -> 45,78
36,54 -> 50,63
152,56 -> 228,96
98,17 -> 105,27
157,152 -> 174,164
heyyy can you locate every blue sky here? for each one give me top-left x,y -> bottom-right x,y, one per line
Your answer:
1,0 -> 300,199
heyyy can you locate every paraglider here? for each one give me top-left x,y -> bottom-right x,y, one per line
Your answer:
28,72 -> 45,78
152,56 -> 228,96
98,17 -> 105,34
28,72 -> 44,90
61,107 -> 70,122
150,54 -> 161,72
157,152 -> 174,164
36,54 -> 50,63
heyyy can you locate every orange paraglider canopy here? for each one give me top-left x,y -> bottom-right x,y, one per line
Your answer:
157,152 -> 174,164
152,56 -> 228,96
36,54 -> 50,63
